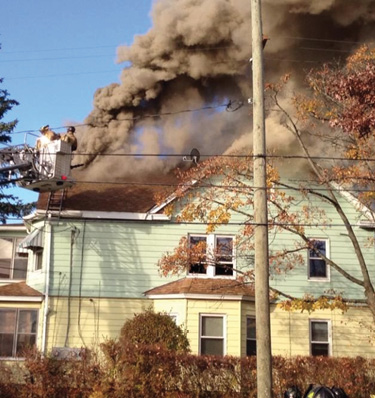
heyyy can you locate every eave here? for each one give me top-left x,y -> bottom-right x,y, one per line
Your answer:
24,209 -> 170,222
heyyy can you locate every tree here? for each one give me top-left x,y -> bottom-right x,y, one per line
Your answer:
0,49 -> 34,223
119,309 -> 190,353
158,46 -> 375,321
268,45 -> 375,320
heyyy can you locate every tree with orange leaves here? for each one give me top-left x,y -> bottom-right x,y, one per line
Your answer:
266,45 -> 375,320
158,46 -> 375,320
158,154 -> 348,315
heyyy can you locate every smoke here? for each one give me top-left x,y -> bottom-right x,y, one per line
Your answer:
74,0 -> 375,181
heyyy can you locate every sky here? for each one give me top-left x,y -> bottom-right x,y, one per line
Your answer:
1,0 -> 154,207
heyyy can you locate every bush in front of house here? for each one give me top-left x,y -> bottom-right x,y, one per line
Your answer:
119,308 -> 191,353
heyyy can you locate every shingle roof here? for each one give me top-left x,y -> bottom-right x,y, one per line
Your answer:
0,282 -> 44,298
36,169 -> 179,213
145,277 -> 255,297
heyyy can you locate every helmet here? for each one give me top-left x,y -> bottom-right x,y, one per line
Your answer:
67,126 -> 75,133
40,125 -> 49,132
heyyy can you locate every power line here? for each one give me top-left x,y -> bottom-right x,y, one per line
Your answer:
1,148 -> 374,164
10,100 -> 243,135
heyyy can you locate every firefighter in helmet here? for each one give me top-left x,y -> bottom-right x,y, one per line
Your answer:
36,125 -> 60,150
61,126 -> 78,151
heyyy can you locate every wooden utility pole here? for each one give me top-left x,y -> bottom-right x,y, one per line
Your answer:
251,0 -> 273,397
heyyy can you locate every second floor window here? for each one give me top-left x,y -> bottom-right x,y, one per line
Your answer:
0,237 -> 28,280
189,234 -> 234,277
308,239 -> 329,280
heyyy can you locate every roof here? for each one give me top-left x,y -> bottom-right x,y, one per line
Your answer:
36,169 -> 179,213
145,277 -> 255,297
0,282 -> 44,298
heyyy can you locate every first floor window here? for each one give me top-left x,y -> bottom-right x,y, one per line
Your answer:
308,239 -> 328,280
0,237 -> 28,280
200,315 -> 225,356
310,320 -> 330,356
0,309 -> 38,358
246,316 -> 256,356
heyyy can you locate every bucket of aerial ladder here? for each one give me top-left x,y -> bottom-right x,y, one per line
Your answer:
17,140 -> 75,192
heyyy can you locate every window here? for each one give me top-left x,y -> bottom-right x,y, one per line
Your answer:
0,309 -> 38,358
246,316 -> 256,356
189,235 -> 207,274
308,239 -> 328,280
168,313 -> 178,324
200,315 -> 225,356
310,320 -> 331,356
189,234 -> 234,277
0,237 -> 28,280
34,248 -> 43,271
215,237 -> 234,276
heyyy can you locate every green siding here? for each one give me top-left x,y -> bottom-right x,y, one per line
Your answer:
30,184 -> 375,302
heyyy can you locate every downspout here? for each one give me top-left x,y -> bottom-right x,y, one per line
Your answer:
41,222 -> 52,355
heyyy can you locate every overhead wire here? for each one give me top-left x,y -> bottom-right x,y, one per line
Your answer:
9,100 -> 243,135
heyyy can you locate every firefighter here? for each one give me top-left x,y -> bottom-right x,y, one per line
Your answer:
36,125 -> 60,150
61,126 -> 78,151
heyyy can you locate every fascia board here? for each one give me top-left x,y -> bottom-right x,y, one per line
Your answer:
330,182 -> 375,221
148,179 -> 198,214
25,209 -> 170,221
0,296 -> 43,302
146,293 -> 255,301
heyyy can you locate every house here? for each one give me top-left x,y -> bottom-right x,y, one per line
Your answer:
1,169 -> 375,359
0,224 -> 44,358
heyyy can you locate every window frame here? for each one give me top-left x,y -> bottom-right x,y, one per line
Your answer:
199,314 -> 226,356
0,308 -> 38,359
168,312 -> 179,325
308,238 -> 330,281
246,316 -> 257,356
188,234 -> 235,278
309,319 -> 331,357
0,237 -> 28,281
33,248 -> 43,272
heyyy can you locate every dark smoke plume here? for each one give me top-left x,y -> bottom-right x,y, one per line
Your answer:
75,0 -> 375,181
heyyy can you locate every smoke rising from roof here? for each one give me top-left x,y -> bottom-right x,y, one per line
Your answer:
74,0 -> 375,181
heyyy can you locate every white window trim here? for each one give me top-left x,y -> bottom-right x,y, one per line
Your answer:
0,237 -> 28,281
307,238 -> 330,282
188,234 -> 235,278
0,308 -> 39,359
309,319 -> 332,356
199,314 -> 226,356
167,312 -> 179,325
32,248 -> 43,272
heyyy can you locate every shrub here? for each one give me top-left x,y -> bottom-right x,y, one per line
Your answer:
119,309 -> 190,353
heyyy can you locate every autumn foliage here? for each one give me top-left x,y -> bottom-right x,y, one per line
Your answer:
0,348 -> 374,397
157,45 -> 375,318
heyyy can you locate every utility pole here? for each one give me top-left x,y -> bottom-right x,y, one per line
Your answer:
251,0 -> 273,397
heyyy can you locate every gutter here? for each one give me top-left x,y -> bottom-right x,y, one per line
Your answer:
0,296 -> 43,302
24,209 -> 170,222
